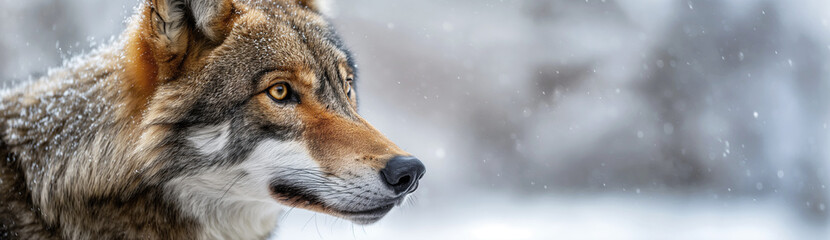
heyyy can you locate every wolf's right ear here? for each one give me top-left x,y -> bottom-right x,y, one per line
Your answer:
149,0 -> 234,42
125,0 -> 234,113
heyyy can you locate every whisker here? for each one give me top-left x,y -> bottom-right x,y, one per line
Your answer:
314,213 -> 323,239
279,205 -> 298,223
302,213 -> 316,231
351,222 -> 357,240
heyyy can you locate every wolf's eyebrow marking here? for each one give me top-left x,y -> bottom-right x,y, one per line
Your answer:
251,67 -> 294,94
250,68 -> 276,88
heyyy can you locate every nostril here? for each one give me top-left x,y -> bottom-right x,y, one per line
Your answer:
380,156 -> 426,195
381,171 -> 412,186
396,175 -> 412,187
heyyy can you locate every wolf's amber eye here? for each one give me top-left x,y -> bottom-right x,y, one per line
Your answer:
268,83 -> 289,101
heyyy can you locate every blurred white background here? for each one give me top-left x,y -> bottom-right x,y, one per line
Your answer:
1,0 -> 828,239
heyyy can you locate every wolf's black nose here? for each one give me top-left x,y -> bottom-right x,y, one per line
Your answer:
380,156 -> 426,195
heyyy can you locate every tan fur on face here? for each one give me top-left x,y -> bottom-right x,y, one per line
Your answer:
297,96 -> 407,172
252,65 -> 408,174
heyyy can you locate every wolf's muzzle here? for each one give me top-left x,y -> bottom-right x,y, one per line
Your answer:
380,156 -> 426,195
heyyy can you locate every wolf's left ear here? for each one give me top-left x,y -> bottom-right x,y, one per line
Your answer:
296,0 -> 318,11
294,0 -> 332,15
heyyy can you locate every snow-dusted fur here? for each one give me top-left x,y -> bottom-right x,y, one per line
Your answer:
0,0 -> 421,239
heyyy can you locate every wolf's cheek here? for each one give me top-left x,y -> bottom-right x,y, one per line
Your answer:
187,122 -> 232,156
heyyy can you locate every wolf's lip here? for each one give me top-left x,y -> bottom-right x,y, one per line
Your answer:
339,203 -> 395,225
340,203 -> 395,216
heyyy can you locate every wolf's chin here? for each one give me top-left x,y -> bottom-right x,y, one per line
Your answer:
340,203 -> 395,225
347,215 -> 386,225
269,183 -> 400,224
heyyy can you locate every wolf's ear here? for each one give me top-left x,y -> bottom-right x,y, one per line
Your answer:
294,0 -> 331,15
296,0 -> 318,11
130,0 -> 234,80
124,0 -> 234,115
149,0 -> 234,42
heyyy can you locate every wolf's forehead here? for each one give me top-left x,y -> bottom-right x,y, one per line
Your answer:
229,5 -> 355,111
234,7 -> 347,71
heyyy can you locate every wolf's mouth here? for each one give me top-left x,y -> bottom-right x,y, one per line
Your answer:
340,203 -> 395,216
269,184 -> 401,224
269,184 -> 323,205
339,203 -> 396,224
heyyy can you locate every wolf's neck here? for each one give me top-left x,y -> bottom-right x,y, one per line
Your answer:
0,40 -> 126,194
166,167 -> 284,239
0,39 -> 157,234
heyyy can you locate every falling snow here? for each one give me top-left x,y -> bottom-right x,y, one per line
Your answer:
0,0 -> 828,239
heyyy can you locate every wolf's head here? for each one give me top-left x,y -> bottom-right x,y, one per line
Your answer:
124,0 -> 424,227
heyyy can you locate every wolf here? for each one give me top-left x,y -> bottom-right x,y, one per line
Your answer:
0,0 -> 425,239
